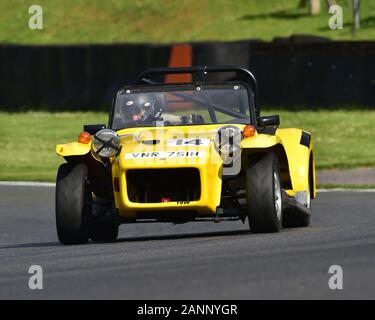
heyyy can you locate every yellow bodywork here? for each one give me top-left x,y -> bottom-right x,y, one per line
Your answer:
241,128 -> 316,197
56,124 -> 315,219
56,141 -> 91,156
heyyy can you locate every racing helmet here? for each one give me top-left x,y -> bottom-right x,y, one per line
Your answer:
124,93 -> 161,123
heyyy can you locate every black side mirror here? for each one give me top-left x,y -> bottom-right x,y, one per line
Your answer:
257,115 -> 280,127
83,124 -> 106,135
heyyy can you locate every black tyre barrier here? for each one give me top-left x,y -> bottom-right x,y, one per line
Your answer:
1,37 -> 374,110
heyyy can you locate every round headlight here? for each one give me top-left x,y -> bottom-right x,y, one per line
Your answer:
214,126 -> 242,164
92,129 -> 121,158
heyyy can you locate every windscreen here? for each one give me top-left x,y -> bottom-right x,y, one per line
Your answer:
111,84 -> 251,130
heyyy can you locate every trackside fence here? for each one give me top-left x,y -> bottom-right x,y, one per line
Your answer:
1,38 -> 374,110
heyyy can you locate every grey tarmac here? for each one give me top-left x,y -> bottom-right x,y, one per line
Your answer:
0,185 -> 374,299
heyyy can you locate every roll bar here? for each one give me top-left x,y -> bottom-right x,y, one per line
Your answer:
133,65 -> 258,115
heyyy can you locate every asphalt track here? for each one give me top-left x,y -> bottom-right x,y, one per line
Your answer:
0,185 -> 374,299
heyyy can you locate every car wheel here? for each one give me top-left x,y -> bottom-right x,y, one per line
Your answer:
55,163 -> 90,245
89,223 -> 119,242
246,153 -> 282,233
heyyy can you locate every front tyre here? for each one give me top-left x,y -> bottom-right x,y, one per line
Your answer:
246,153 -> 282,233
55,163 -> 90,245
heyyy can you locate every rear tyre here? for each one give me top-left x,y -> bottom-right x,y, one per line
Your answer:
55,163 -> 90,245
89,223 -> 119,242
246,153 -> 282,233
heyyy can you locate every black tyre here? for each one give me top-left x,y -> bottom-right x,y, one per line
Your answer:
246,153 -> 282,233
55,163 -> 90,245
89,223 -> 119,242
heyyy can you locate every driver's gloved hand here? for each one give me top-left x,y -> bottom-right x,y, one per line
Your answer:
180,114 -> 205,125
180,116 -> 189,124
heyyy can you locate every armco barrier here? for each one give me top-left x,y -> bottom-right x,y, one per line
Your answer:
0,38 -> 374,110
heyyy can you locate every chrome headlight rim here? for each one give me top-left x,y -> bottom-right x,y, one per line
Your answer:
214,125 -> 243,164
91,129 -> 121,159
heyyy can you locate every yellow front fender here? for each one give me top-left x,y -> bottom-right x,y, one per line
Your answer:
276,128 -> 314,195
240,133 -> 281,149
56,141 -> 91,157
240,129 -> 315,197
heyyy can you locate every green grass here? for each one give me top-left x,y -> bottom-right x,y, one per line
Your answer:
0,112 -> 108,181
1,0 -> 375,44
0,109 -> 375,181
269,109 -> 375,169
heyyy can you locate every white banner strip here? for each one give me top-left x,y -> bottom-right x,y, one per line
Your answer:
0,181 -> 55,187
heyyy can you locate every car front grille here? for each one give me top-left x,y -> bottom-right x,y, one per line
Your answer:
126,168 -> 201,203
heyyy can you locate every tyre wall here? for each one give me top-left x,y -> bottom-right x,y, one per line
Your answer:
1,37 -> 374,110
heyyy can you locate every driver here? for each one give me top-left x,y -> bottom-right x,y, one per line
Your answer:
124,93 -> 162,125
123,92 -> 205,126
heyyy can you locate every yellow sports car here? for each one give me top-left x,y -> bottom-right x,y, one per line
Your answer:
55,66 -> 316,245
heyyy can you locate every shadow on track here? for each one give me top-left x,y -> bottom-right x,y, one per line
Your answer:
0,241 -> 61,250
116,229 -> 250,243
0,230 -> 250,249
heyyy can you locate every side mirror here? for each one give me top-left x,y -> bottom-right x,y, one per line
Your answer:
83,124 -> 106,135
257,115 -> 280,127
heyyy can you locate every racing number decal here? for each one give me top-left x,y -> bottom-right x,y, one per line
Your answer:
167,138 -> 210,147
176,139 -> 202,146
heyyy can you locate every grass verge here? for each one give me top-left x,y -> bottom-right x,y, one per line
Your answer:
0,109 -> 374,181
0,112 -> 107,181
1,0 -> 375,44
